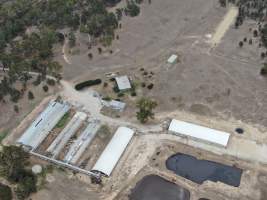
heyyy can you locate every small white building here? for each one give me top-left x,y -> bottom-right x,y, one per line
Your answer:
168,119 -> 230,147
92,127 -> 134,176
109,100 -> 126,112
115,76 -> 132,91
167,54 -> 178,64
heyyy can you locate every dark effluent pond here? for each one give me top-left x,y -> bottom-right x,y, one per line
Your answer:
129,175 -> 190,200
166,153 -> 242,187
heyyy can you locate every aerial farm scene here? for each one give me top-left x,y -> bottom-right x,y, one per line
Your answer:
0,0 -> 267,200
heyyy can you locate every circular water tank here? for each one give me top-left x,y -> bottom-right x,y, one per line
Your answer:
32,165 -> 42,174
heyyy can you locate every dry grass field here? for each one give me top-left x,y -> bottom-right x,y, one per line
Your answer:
55,0 -> 267,128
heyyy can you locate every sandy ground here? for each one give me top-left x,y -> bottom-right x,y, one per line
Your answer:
210,6 -> 238,46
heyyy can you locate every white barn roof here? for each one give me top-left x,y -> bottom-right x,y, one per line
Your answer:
167,54 -> 178,64
92,127 -> 134,176
115,76 -> 131,90
168,119 -> 230,147
17,101 -> 70,150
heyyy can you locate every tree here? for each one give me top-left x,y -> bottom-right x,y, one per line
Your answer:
0,183 -> 12,200
0,146 -> 29,181
239,41 -> 243,47
125,1 -> 140,17
260,63 -> 267,76
15,172 -> 37,200
68,32 -> 76,48
42,85 -> 49,92
136,98 -> 157,123
28,91 -> 34,100
14,105 -> 19,113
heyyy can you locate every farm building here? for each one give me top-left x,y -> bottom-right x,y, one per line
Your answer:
92,127 -> 135,176
17,100 -> 70,150
167,54 -> 178,64
109,100 -> 126,112
46,112 -> 87,158
168,119 -> 230,147
64,120 -> 100,164
115,76 -> 132,91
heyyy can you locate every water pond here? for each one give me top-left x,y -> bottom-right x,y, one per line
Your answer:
166,153 -> 242,187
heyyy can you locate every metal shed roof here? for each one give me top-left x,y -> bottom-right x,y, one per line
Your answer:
115,76 -> 131,90
168,119 -> 230,147
17,101 -> 70,150
92,127 -> 134,176
167,54 -> 178,64
46,112 -> 87,158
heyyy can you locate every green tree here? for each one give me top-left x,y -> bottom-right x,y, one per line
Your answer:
0,146 -> 29,181
0,183 -> 12,200
28,91 -> 34,100
68,32 -> 76,48
15,172 -> 37,200
260,63 -> 267,76
136,97 -> 157,123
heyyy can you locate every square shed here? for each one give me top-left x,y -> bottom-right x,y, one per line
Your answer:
115,76 -> 132,91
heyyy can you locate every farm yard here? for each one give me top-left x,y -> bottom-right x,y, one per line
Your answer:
1,0 -> 267,200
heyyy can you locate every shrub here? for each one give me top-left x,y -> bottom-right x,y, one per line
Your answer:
42,85 -> 49,92
10,89 -> 21,103
0,183 -> 12,200
75,79 -> 102,90
14,105 -> 19,113
147,83 -> 154,90
102,96 -> 111,101
141,82 -> 146,87
33,75 -> 41,86
260,64 -> 267,76
239,41 -> 243,47
113,85 -> 120,93
131,91 -> 137,96
125,1 -> 140,17
28,91 -> 34,100
117,92 -> 124,97
46,79 -> 56,86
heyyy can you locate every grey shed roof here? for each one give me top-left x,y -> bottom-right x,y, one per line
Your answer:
115,76 -> 131,90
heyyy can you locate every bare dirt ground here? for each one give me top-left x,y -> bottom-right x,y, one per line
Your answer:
3,0 -> 267,200
30,170 -> 100,200
0,77 -> 59,144
55,0 -> 267,128
101,134 -> 267,200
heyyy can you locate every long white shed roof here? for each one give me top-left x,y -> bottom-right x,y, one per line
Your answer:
168,119 -> 230,147
17,101 -> 70,150
92,127 -> 134,176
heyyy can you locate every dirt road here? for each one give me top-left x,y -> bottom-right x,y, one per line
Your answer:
210,6 -> 238,46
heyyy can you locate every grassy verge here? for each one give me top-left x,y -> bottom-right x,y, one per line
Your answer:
0,131 -> 9,144
55,112 -> 70,128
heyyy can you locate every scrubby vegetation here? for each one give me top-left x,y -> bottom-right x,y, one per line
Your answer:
0,183 -> 12,200
219,0 -> 267,76
0,0 -> 144,103
0,146 -> 38,200
136,97 -> 157,123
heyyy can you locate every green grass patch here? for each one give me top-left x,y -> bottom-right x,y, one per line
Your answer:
0,131 -> 9,143
55,112 -> 70,128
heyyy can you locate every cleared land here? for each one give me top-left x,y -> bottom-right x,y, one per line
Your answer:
55,0 -> 267,128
